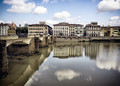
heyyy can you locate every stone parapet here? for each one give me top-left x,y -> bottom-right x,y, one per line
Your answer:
0,36 -> 18,40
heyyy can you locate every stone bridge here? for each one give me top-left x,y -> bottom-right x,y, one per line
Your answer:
6,36 -> 56,55
0,35 -> 56,56
0,35 -> 55,78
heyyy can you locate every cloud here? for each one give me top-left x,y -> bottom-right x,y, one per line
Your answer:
110,16 -> 120,21
42,0 -> 49,4
53,11 -> 83,24
3,0 -> 26,5
46,19 -> 58,26
55,69 -> 80,81
4,0 -> 36,13
0,20 -> 4,23
109,16 -> 120,25
97,0 -> 120,12
54,11 -> 71,20
33,6 -> 47,14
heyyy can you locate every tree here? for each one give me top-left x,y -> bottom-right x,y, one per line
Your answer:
24,23 -> 28,27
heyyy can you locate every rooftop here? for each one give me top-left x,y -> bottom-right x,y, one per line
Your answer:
54,22 -> 83,27
0,23 -> 11,26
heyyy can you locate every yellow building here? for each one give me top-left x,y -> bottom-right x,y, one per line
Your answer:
28,22 -> 52,38
100,26 -> 110,36
8,22 -> 17,36
110,26 -> 120,37
0,22 -> 17,36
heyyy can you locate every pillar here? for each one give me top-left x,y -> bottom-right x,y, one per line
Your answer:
0,40 -> 8,78
34,37 -> 39,53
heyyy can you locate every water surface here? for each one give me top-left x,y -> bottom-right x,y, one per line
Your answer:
25,42 -> 120,86
0,42 -> 120,86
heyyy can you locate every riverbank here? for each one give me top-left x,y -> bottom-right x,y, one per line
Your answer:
55,37 -> 120,42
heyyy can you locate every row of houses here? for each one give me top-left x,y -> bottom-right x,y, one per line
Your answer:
0,22 -> 17,36
0,21 -> 120,38
53,22 -> 120,37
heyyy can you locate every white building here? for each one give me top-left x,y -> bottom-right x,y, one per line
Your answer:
74,25 -> 84,37
53,22 -> 69,36
53,22 -> 83,37
0,23 -> 10,36
85,22 -> 101,37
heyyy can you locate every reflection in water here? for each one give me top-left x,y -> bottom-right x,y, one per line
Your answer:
97,43 -> 120,72
0,45 -> 53,86
84,42 -> 100,59
55,69 -> 80,81
53,43 -> 83,58
1,42 -> 120,86
25,42 -> 120,86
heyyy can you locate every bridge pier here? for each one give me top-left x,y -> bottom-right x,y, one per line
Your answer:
39,36 -> 48,47
34,37 -> 39,53
48,36 -> 53,44
53,36 -> 56,42
0,40 -> 8,78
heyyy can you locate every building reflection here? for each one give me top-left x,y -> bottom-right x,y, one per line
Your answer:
53,42 -> 101,59
84,42 -> 100,60
0,45 -> 53,86
53,42 -> 83,58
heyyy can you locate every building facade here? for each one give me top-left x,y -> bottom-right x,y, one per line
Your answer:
28,22 -> 52,38
53,22 -> 69,36
0,23 -> 10,36
53,22 -> 83,37
85,22 -> 101,37
74,24 -> 84,36
100,26 -> 110,36
8,22 -> 17,36
110,26 -> 120,37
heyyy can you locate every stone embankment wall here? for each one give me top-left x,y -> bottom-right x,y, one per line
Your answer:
56,37 -> 90,42
0,36 -> 18,40
55,37 -> 120,42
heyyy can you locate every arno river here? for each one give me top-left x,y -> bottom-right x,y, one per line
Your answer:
0,42 -> 120,86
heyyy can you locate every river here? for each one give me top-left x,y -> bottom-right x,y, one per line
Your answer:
0,42 -> 120,86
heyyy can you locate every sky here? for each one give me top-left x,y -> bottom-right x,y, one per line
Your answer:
0,0 -> 120,27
